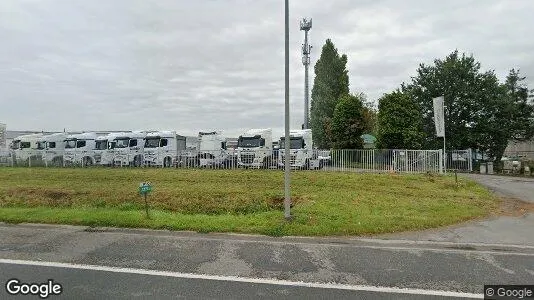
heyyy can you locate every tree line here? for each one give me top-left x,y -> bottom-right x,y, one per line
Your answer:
310,40 -> 534,162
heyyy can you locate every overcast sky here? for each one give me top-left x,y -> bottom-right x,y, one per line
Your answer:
1,0 -> 533,138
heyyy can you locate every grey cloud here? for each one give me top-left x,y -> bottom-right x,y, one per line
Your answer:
1,0 -> 533,138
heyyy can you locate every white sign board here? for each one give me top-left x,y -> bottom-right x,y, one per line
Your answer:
432,96 -> 445,137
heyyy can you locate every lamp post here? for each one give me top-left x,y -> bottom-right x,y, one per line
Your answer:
283,0 -> 291,220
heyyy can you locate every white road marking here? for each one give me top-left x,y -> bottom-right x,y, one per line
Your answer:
0,258 -> 482,298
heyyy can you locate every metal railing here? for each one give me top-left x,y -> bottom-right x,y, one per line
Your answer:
1,148 -> 448,174
446,149 -> 473,172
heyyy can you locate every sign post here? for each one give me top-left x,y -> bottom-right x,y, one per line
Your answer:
433,96 -> 446,174
138,182 -> 153,219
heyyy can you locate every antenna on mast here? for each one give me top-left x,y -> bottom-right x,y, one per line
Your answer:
300,18 -> 312,129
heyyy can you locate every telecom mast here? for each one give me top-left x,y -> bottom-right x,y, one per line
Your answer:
300,18 -> 312,129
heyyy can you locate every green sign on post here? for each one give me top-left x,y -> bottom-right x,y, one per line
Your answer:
139,182 -> 152,218
139,183 -> 152,194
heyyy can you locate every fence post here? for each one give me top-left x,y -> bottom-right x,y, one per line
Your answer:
405,150 -> 409,173
468,148 -> 473,172
372,149 -> 375,172
439,149 -> 444,174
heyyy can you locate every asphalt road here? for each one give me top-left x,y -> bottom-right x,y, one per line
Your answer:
0,263 -> 470,300
464,174 -> 534,203
1,223 -> 533,299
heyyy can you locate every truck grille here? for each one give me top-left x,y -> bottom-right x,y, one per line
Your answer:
281,155 -> 297,164
240,153 -> 255,164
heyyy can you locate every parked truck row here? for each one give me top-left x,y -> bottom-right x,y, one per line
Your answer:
7,128 -> 329,169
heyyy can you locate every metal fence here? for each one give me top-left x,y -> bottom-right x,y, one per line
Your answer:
0,148 -> 447,174
0,150 -> 11,166
446,149 -> 473,172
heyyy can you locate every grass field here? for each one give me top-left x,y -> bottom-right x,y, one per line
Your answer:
0,168 -> 498,236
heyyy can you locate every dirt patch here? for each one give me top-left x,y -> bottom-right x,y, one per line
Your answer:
2,187 -> 78,207
494,197 -> 534,217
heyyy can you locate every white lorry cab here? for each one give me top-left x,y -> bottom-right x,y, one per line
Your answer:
94,132 -> 127,166
12,133 -> 44,165
278,129 -> 324,170
143,131 -> 186,167
237,128 -> 273,168
38,133 -> 69,166
112,131 -> 148,167
63,132 -> 101,166
196,131 -> 232,167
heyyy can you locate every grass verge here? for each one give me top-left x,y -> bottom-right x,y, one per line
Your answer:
0,168 -> 498,236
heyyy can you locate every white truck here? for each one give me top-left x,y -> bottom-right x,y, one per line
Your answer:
63,132 -> 102,166
112,131 -> 148,167
237,128 -> 274,168
278,129 -> 324,170
195,131 -> 232,167
38,133 -> 69,167
143,131 -> 187,167
94,132 -> 129,166
11,133 -> 44,166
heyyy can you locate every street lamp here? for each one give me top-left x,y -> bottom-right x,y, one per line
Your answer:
283,0 -> 291,220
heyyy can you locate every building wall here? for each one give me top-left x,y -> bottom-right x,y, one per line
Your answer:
504,139 -> 534,159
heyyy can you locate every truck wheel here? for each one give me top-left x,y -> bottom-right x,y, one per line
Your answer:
52,157 -> 63,167
83,157 -> 93,167
133,155 -> 142,167
163,157 -> 171,168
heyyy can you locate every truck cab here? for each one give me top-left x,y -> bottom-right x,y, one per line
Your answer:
12,133 -> 44,165
94,132 -> 125,166
278,129 -> 323,170
237,128 -> 273,168
63,132 -> 100,166
39,133 -> 69,166
196,131 -> 230,167
112,131 -> 147,167
143,131 -> 186,167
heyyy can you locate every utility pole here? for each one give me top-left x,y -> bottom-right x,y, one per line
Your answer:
284,0 -> 291,220
300,18 -> 312,129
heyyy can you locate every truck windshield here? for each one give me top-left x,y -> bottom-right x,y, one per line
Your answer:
108,141 -> 116,150
11,141 -> 21,150
95,140 -> 107,150
279,137 -> 303,149
144,138 -> 160,148
115,139 -> 129,148
238,137 -> 261,148
37,141 -> 47,150
65,140 -> 76,149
